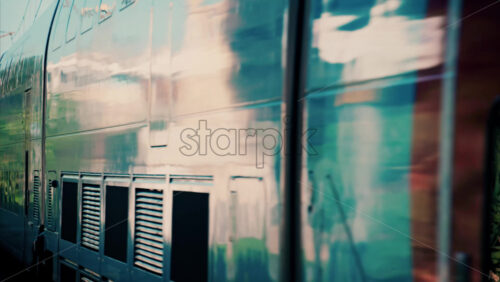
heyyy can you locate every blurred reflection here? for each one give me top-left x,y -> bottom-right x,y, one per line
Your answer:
305,81 -> 418,281
308,0 -> 444,89
228,177 -> 270,281
165,2 -> 286,281
302,0 -> 450,280
170,0 -> 236,116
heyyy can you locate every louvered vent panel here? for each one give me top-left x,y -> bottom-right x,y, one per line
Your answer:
81,276 -> 97,282
46,182 -> 55,231
81,184 -> 101,251
134,188 -> 164,275
32,175 -> 40,224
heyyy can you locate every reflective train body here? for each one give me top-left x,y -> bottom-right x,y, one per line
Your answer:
0,0 -> 499,281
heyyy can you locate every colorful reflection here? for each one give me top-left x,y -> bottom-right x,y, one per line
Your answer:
303,0 -> 451,281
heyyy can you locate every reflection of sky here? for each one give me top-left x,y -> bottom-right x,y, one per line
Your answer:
0,0 -> 56,55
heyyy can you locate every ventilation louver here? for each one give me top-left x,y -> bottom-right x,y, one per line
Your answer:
32,175 -> 40,224
134,188 -> 164,275
81,184 -> 101,251
81,276 -> 97,282
46,181 -> 55,231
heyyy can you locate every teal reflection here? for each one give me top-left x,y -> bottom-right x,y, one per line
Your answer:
306,82 -> 416,281
303,0 -> 443,280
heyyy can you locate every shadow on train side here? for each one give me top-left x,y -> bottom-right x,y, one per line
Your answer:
0,246 -> 46,281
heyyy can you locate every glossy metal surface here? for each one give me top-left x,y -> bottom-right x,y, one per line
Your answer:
0,0 -> 58,265
1,0 -> 490,281
44,0 -> 286,281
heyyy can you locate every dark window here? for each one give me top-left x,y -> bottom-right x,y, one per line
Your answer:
61,181 -> 78,243
104,185 -> 128,262
170,192 -> 208,282
60,263 -> 76,282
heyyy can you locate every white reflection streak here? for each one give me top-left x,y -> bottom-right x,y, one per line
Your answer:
171,3 -> 235,76
170,1 -> 236,115
338,106 -> 381,243
312,0 -> 445,81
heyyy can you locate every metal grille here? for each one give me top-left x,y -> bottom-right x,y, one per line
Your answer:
81,184 -> 101,251
46,181 -> 55,231
81,276 -> 97,282
32,175 -> 40,224
134,188 -> 164,275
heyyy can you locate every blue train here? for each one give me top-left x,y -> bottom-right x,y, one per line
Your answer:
0,0 -> 499,281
